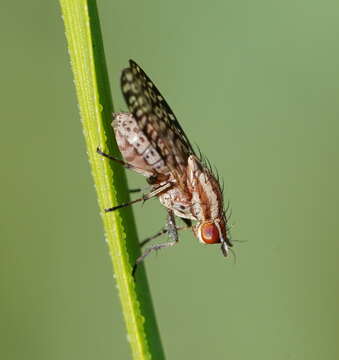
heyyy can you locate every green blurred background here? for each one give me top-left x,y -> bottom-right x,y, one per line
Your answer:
1,1 -> 339,359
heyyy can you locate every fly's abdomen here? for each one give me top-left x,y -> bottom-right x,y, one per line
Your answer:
112,112 -> 169,176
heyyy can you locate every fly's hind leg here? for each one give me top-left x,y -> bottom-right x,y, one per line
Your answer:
97,147 -> 174,212
97,147 -> 139,171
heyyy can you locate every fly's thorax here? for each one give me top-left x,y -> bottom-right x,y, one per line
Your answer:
157,180 -> 196,220
112,112 -> 169,176
187,155 -> 224,221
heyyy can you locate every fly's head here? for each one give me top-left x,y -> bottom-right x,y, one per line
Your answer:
194,216 -> 232,257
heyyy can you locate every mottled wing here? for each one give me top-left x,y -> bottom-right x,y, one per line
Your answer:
121,59 -> 195,188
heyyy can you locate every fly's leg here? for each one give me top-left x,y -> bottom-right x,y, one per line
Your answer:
181,218 -> 193,227
129,185 -> 152,193
140,219 -> 192,247
166,208 -> 178,243
104,182 -> 172,212
129,188 -> 142,193
97,147 -> 172,211
133,210 -> 190,276
97,147 -> 140,171
97,147 -> 164,180
140,228 -> 168,247
97,147 -> 143,193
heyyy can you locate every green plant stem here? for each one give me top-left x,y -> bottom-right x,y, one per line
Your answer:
59,1 -> 165,359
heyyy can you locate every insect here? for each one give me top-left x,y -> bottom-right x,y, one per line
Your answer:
97,60 -> 232,274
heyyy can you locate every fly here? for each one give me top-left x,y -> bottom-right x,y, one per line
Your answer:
97,60 -> 233,275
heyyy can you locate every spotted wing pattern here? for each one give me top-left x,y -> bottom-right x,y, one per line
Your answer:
121,60 -> 195,187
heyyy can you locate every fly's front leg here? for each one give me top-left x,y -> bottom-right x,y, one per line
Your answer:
133,209 -> 180,276
140,228 -> 168,247
163,215 -> 192,243
140,218 -> 192,247
166,208 -> 178,242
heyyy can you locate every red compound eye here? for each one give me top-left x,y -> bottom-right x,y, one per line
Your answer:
200,223 -> 220,244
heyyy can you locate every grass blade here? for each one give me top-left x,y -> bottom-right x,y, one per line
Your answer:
59,1 -> 165,358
